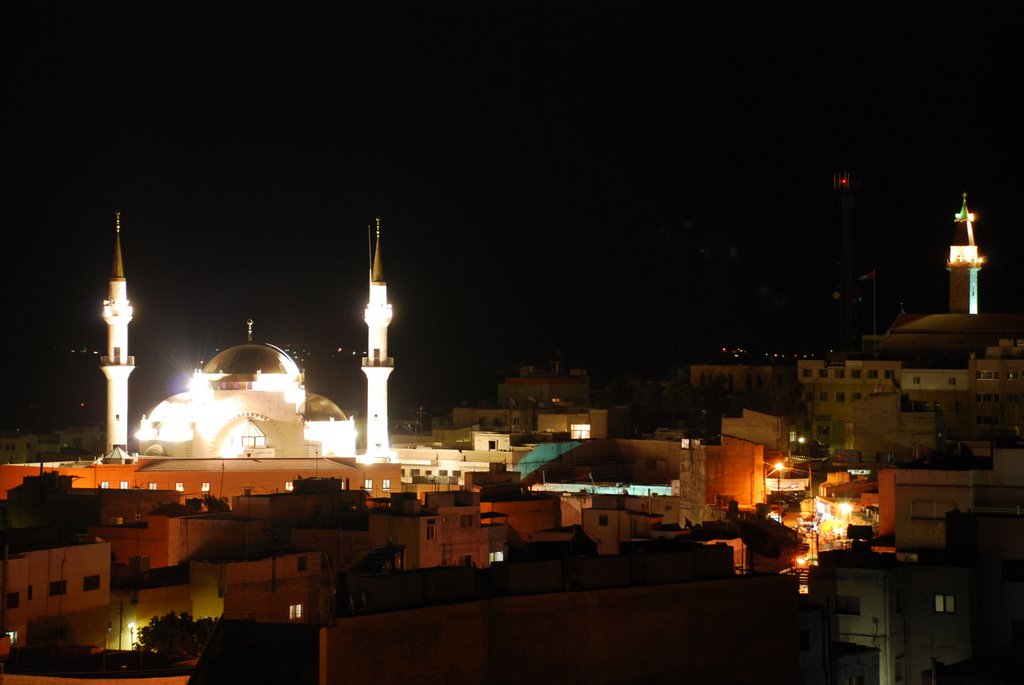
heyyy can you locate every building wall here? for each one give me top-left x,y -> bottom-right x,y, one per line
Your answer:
798,359 -> 902,450
808,563 -> 906,685
721,408 -> 787,451
0,461 -> 401,502
851,393 -> 940,462
479,498 -> 559,540
320,574 -> 798,684
107,583 -> 194,650
704,436 -> 764,510
904,564 -> 977,684
290,528 -> 373,573
2,541 -> 111,648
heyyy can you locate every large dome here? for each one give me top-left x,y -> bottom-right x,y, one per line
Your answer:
202,344 -> 300,376
305,393 -> 348,421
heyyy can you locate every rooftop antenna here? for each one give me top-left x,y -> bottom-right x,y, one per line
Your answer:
246,318 -> 254,343
833,172 -> 860,351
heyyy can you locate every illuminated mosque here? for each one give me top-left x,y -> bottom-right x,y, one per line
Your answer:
105,216 -> 393,463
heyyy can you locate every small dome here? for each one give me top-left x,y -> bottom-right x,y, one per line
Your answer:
305,393 -> 348,421
203,344 -> 300,376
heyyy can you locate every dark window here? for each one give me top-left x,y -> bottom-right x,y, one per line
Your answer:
598,514 -> 609,526
1002,559 -> 1024,581
799,629 -> 811,651
818,369 -> 828,378
83,575 -> 100,592
298,556 -> 308,572
802,369 -> 812,378
867,370 -> 878,379
851,369 -> 862,379
6,592 -> 18,609
835,595 -> 860,615
49,580 -> 67,597
27,585 -> 32,600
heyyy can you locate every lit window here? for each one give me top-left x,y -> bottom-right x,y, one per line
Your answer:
201,482 -> 211,492
570,423 -> 591,439
382,479 -> 391,490
935,594 -> 956,613
99,481 -> 109,489
289,603 -> 303,620
175,483 -> 184,492
148,482 -> 158,490
119,481 -> 129,490
5,630 -> 16,646
284,481 -> 294,491
363,479 -> 373,490
488,551 -> 504,564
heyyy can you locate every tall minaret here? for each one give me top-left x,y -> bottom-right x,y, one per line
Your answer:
100,211 -> 135,452
361,217 -> 394,460
947,193 -> 984,314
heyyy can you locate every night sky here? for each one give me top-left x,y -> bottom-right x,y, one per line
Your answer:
5,3 -> 1024,433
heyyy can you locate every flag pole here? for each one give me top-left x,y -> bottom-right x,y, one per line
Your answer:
872,268 -> 877,357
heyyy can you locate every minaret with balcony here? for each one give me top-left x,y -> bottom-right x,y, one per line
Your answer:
361,217 -> 394,460
948,193 -> 984,314
101,211 -> 135,451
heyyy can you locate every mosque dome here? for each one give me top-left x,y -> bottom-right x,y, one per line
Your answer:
305,393 -> 348,421
202,344 -> 300,376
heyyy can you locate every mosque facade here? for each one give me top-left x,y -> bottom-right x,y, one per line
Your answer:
113,216 -> 392,461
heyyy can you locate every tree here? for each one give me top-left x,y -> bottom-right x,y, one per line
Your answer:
136,612 -> 216,656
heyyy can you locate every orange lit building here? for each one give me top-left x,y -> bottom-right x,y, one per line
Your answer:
0,457 -> 400,503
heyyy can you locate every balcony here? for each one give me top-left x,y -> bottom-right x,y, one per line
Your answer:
101,356 -> 135,366
361,357 -> 394,368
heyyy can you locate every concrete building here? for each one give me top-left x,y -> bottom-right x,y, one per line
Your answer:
0,534 -> 111,649
581,494 -> 662,555
368,491 -> 507,569
192,549 -> 330,625
849,393 -> 942,463
809,549 -> 978,685
798,357 -> 903,450
877,448 -> 1024,553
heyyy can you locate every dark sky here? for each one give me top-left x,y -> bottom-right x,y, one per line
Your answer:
5,3 -> 1024,432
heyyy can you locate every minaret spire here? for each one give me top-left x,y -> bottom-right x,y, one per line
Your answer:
947,192 -> 984,314
101,211 -> 135,453
361,217 -> 394,462
371,216 -> 384,283
111,210 -> 125,279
